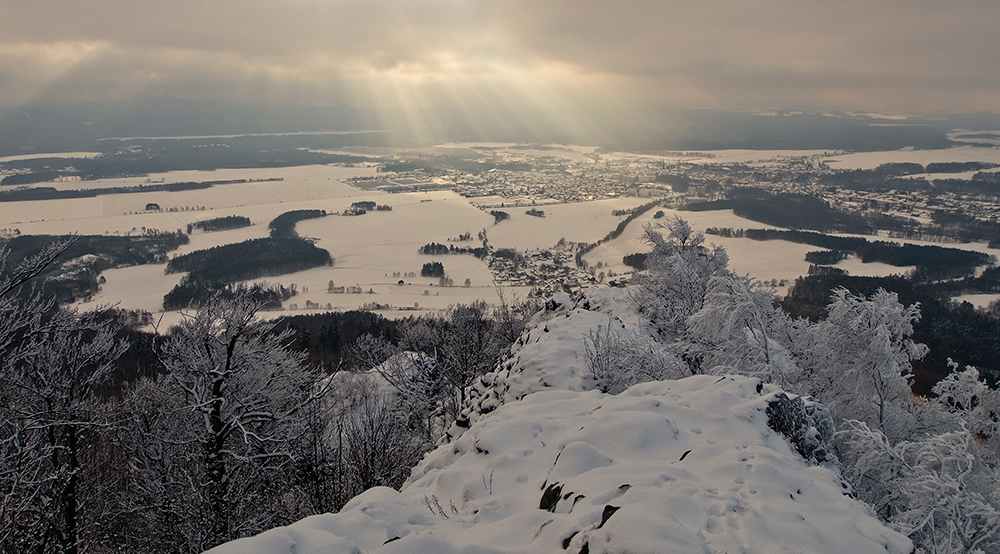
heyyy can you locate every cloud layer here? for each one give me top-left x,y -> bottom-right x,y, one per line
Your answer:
2,0 -> 999,114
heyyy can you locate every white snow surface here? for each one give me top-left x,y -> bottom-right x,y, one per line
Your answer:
208,288 -> 911,554
824,145 -> 1000,170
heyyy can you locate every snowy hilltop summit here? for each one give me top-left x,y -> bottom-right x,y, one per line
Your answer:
456,289 -> 664,428
208,290 -> 912,554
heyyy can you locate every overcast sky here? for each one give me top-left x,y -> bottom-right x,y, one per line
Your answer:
3,0 -> 999,115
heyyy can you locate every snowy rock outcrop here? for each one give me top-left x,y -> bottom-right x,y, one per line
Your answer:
208,376 -> 910,553
764,391 -> 836,464
208,296 -> 912,554
458,288 -> 660,429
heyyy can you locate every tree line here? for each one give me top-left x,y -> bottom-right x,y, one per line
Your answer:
622,252 -> 648,270
0,138 -> 371,182
162,237 -> 330,309
163,280 -> 298,311
418,242 -> 488,259
2,232 -> 189,304
268,209 -> 327,238
574,200 -> 661,268
743,228 -> 992,280
190,215 -> 251,233
706,226 -> 994,281
420,261 -> 445,277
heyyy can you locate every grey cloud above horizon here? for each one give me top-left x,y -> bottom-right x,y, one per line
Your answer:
2,0 -> 999,115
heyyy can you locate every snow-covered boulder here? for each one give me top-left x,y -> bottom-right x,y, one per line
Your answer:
207,374 -> 911,554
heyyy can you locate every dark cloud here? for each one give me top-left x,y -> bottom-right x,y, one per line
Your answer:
2,0 -> 999,114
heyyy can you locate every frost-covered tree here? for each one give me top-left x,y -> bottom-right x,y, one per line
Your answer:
809,288 -> 927,439
0,239 -> 128,554
110,374 -> 203,551
0,311 -> 125,554
439,300 -> 504,412
297,369 -> 427,513
583,316 -> 685,394
932,364 -> 1000,467
385,301 -> 507,422
353,333 -> 446,443
490,285 -> 537,346
341,387 -> 426,493
628,217 -> 729,339
685,274 -> 802,387
837,420 -> 1000,554
14,312 -> 125,554
154,292 -> 316,549
0,246 -> 62,551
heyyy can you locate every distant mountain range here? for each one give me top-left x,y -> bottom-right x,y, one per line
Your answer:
2,94 -> 998,156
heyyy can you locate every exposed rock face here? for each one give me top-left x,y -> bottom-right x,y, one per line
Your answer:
765,391 -> 836,464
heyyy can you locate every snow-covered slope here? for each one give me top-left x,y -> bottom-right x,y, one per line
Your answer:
207,290 -> 912,554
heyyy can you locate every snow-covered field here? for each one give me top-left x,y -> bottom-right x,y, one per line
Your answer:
584,207 -> 1000,294
487,198 -> 647,251
583,208 -> 818,289
599,144 -> 1000,173
0,165 -> 374,232
955,293 -> 1000,308
0,164 -> 646,320
606,149 -> 830,166
9,149 -> 1000,320
72,188 -> 515,320
825,145 -> 1000,170
436,142 -> 600,162
0,151 -> 102,163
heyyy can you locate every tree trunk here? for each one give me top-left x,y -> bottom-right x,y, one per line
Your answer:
63,425 -> 79,554
207,374 -> 229,545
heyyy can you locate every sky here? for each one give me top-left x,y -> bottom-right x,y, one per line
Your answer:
2,0 -> 999,117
